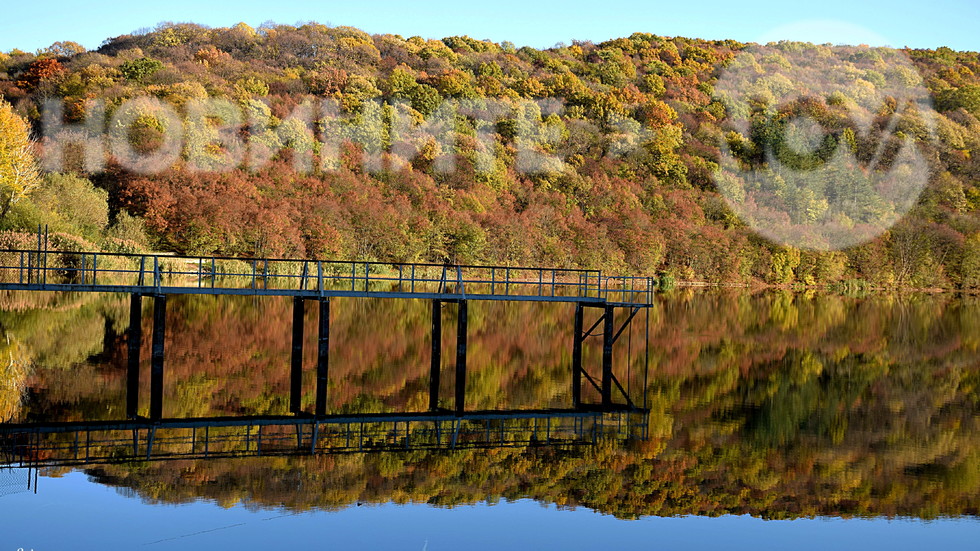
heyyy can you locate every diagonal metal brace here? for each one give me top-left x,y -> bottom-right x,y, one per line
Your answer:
610,306 -> 641,346
582,314 -> 606,339
609,372 -> 636,409
581,370 -> 602,394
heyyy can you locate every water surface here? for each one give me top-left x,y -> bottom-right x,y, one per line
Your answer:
2,289 -> 979,548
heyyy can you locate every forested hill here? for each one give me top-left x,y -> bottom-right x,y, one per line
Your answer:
2,22 -> 980,287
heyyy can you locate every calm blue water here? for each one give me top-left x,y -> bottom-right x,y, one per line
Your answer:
3,471 -> 978,550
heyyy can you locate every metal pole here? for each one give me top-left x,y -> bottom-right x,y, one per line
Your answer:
43,225 -> 48,285
315,298 -> 330,416
455,300 -> 468,415
627,308 -> 633,407
150,294 -> 167,420
127,293 -> 143,418
573,302 -> 583,408
36,225 -> 43,286
643,307 -> 650,413
430,299 -> 442,411
317,261 -> 324,297
290,296 -> 305,414
602,304 -> 614,406
311,421 -> 319,454
146,427 -> 155,460
153,257 -> 160,293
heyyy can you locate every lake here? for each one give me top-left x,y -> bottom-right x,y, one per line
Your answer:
1,289 -> 979,549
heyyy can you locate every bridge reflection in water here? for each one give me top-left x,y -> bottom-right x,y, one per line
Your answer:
0,410 -> 648,491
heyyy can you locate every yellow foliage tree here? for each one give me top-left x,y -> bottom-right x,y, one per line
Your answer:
0,333 -> 29,422
0,99 -> 40,220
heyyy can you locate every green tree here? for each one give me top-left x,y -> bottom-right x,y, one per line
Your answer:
960,234 -> 980,288
31,173 -> 109,239
936,85 -> 980,117
119,57 -> 164,83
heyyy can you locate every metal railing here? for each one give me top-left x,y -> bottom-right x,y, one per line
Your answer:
0,248 -> 656,305
0,411 -> 648,467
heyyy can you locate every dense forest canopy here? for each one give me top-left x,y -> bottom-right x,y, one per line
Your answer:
1,22 -> 980,287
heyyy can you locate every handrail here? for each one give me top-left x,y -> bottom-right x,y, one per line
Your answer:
0,247 -> 601,273
0,248 -> 656,305
0,410 -> 646,468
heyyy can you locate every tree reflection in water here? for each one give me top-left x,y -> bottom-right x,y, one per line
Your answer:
1,290 -> 979,520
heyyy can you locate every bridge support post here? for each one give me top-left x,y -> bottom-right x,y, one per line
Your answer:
149,294 -> 166,420
126,293 -> 142,418
572,302 -> 583,408
290,296 -> 305,414
315,298 -> 330,416
455,300 -> 468,415
430,299 -> 442,411
601,303 -> 614,407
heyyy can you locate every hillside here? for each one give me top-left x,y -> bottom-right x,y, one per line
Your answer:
2,22 -> 980,287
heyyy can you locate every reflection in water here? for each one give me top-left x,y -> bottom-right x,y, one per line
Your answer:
1,290 -> 980,521
1,410 -> 644,466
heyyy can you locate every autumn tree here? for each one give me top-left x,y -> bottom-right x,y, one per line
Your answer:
41,41 -> 86,58
0,100 -> 41,220
15,58 -> 65,90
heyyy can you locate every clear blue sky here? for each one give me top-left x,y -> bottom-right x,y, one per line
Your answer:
1,0 -> 978,53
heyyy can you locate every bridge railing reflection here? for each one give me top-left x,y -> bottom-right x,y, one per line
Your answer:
0,410 -> 649,468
